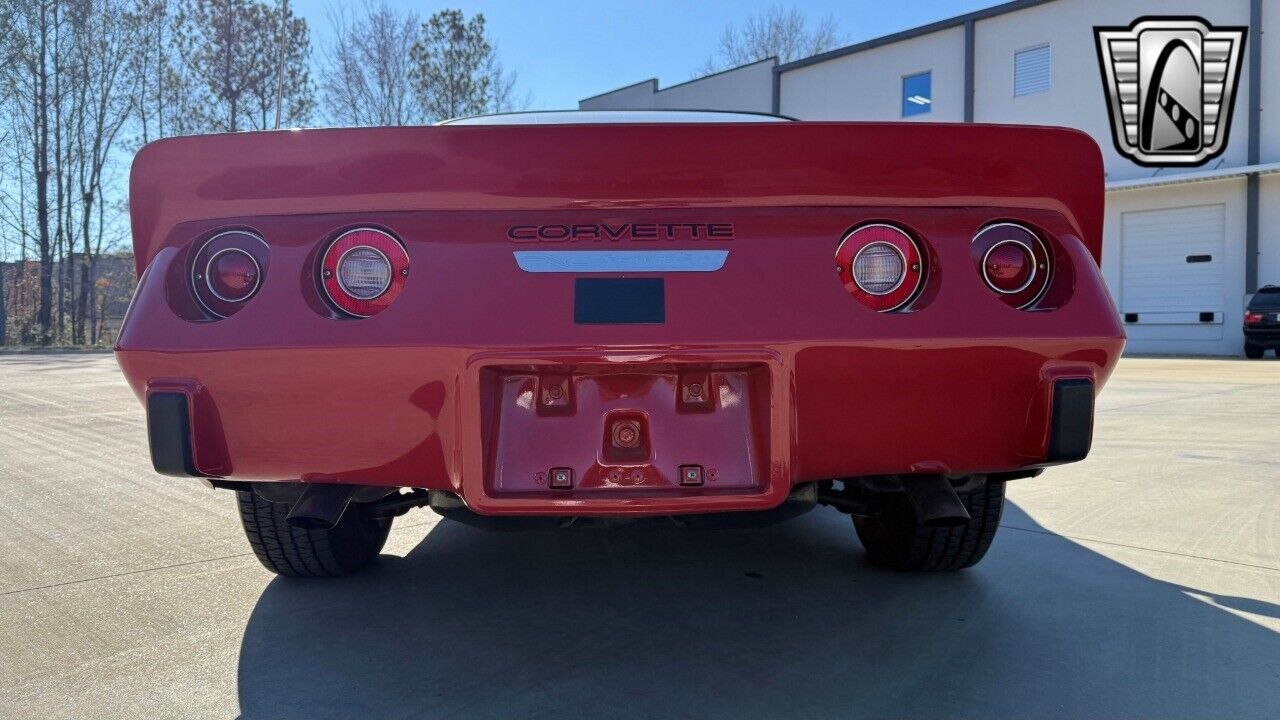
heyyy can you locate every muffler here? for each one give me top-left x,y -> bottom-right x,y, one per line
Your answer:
902,475 -> 971,527
286,483 -> 357,530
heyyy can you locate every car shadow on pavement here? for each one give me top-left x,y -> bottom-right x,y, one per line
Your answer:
235,502 -> 1279,719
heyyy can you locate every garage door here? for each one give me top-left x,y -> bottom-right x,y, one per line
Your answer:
1120,204 -> 1225,327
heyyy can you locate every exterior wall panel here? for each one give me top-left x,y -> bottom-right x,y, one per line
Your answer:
580,60 -> 775,114
779,27 -> 965,121
579,80 -> 658,110
973,0 -> 1253,182
578,0 -> 1271,355
1104,180 -> 1248,355
1262,0 -> 1279,162
1257,175 -> 1280,289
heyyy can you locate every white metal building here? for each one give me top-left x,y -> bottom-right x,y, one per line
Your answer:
580,0 -> 1279,356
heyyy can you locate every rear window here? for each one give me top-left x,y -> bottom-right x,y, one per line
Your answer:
1248,287 -> 1280,311
442,110 -> 793,126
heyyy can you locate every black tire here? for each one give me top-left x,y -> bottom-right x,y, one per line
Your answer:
853,480 -> 1004,571
236,490 -> 392,577
1244,343 -> 1264,359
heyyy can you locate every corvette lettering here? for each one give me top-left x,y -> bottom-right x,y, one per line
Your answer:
507,223 -> 734,243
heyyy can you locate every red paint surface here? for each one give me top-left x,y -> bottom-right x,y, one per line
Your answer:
116,122 -> 1123,516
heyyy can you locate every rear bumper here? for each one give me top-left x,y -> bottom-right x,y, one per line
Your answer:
1244,327 -> 1280,346
116,208 -> 1123,516
120,338 -> 1119,516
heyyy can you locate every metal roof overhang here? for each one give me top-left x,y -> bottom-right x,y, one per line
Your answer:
1106,162 -> 1280,192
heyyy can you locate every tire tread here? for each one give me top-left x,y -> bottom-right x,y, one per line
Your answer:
854,480 -> 1005,571
235,490 -> 389,578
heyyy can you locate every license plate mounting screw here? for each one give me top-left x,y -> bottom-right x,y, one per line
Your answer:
679,465 -> 704,486
549,467 -> 573,489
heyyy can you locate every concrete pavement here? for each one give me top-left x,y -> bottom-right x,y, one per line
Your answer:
0,353 -> 1276,718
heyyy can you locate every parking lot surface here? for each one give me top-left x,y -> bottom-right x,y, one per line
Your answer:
0,353 -> 1277,719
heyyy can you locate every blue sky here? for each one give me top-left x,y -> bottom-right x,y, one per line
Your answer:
289,1 -> 1006,109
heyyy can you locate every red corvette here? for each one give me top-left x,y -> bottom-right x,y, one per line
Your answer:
116,111 -> 1124,577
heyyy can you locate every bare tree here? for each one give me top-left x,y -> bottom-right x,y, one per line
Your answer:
0,4 -> 15,345
0,0 -> 533,346
0,0 -> 66,342
320,1 -> 421,126
128,0 -> 201,143
485,46 -> 528,114
67,0 -> 136,342
1,0 -> 144,345
698,4 -> 839,75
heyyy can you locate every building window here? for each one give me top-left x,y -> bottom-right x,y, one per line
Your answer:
902,71 -> 932,117
1014,44 -> 1051,96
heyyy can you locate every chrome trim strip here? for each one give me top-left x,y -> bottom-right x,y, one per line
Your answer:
513,250 -> 729,273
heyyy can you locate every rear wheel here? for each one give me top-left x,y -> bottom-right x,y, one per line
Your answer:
236,490 -> 392,577
1244,342 -> 1264,359
853,480 -> 1005,571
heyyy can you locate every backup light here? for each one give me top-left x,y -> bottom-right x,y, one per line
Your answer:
321,228 -> 409,318
836,224 -> 924,312
337,247 -> 393,300
852,242 -> 906,295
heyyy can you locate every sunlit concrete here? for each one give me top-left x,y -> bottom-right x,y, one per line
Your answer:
0,353 -> 1276,718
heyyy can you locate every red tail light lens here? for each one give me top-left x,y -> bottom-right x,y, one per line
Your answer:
836,224 -> 924,312
983,240 -> 1035,293
321,228 -> 409,317
972,223 -> 1051,309
191,230 -> 268,318
1245,312 -> 1264,325
208,250 -> 260,301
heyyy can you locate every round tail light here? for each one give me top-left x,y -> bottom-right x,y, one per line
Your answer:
853,243 -> 906,294
337,247 -> 393,299
983,240 -> 1035,293
836,224 -> 924,312
191,230 -> 268,318
207,249 -> 260,301
972,223 -> 1051,309
321,228 -> 409,317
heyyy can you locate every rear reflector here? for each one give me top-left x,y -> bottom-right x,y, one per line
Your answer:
1046,378 -> 1094,464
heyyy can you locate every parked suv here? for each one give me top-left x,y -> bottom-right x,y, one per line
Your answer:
1245,285 -> 1280,358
